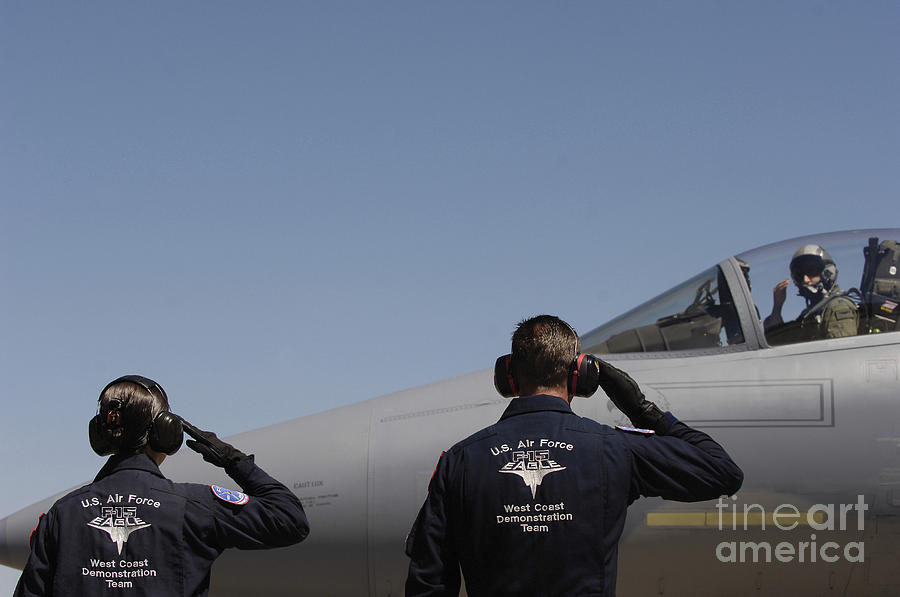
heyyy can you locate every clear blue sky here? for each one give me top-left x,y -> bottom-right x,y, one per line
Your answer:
2,2 -> 898,590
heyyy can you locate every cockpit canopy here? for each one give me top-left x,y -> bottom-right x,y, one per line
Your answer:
581,229 -> 900,355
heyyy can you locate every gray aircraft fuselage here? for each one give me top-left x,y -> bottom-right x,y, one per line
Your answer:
3,228 -> 900,596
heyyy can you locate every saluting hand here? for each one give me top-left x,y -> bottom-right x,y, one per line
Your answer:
596,359 -> 665,431
772,279 -> 790,310
182,419 -> 247,469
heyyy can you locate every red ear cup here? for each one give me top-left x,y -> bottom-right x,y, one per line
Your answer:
570,354 -> 601,397
496,353 -> 601,398
493,354 -> 518,398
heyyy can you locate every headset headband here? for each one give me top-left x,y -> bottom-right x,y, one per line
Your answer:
100,375 -> 168,404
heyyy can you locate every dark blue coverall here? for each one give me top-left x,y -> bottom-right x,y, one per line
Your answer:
405,394 -> 743,597
15,452 -> 309,596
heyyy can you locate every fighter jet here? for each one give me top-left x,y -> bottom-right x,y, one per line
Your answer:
3,228 -> 899,596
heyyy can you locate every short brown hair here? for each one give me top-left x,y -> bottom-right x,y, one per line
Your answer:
511,315 -> 580,391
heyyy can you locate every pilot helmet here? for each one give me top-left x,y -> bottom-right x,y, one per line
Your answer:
789,244 -> 837,301
736,258 -> 751,291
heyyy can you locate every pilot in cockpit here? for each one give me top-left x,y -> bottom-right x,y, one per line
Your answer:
764,244 -> 858,341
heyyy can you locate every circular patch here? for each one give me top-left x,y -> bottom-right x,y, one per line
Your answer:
211,485 -> 249,505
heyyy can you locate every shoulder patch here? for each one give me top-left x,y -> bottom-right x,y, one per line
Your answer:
615,425 -> 656,435
211,485 -> 250,505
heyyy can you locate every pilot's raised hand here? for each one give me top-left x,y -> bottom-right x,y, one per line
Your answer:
182,419 -> 248,469
772,279 -> 790,311
596,359 -> 665,432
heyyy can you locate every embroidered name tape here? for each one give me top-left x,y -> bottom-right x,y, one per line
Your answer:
211,485 -> 249,505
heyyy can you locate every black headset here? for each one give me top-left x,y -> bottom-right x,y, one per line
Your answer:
493,323 -> 601,399
88,375 -> 184,456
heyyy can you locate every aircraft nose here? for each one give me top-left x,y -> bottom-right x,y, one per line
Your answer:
0,506 -> 41,570
2,486 -> 87,571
